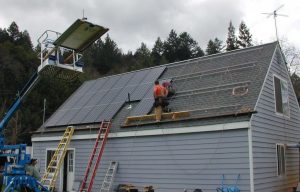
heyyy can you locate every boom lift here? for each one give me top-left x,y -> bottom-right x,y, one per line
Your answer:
0,19 -> 108,191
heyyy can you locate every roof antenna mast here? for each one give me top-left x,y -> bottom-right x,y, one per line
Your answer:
82,9 -> 87,21
261,4 -> 288,42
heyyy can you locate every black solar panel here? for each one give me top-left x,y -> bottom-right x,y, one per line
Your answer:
130,83 -> 152,101
70,106 -> 94,124
98,102 -> 124,121
85,90 -> 108,107
130,98 -> 154,116
45,66 -> 166,127
44,109 -> 68,127
113,85 -> 137,103
82,104 -> 108,123
55,109 -> 79,125
127,70 -> 149,85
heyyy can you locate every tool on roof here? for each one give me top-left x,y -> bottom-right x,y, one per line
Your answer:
100,161 -> 118,192
79,120 -> 112,192
41,126 -> 74,191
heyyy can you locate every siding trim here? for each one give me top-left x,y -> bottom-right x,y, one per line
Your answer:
248,126 -> 255,192
32,121 -> 250,142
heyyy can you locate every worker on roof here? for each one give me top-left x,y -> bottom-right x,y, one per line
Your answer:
162,80 -> 175,98
153,80 -> 167,121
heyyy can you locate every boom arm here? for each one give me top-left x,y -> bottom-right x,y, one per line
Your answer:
0,72 -> 39,146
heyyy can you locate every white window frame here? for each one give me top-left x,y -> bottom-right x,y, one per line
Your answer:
276,144 -> 286,176
273,75 -> 290,117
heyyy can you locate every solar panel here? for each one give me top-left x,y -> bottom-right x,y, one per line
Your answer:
81,104 -> 108,123
101,75 -> 120,91
71,92 -> 96,108
126,70 -> 149,85
92,78 -> 108,92
55,108 -> 80,125
113,85 -> 137,103
44,66 -> 167,127
98,102 -> 124,122
69,106 -> 94,124
99,88 -> 121,104
142,66 -> 166,83
112,72 -> 134,89
130,83 -> 152,101
75,80 -> 97,96
85,90 -> 108,107
44,109 -> 69,127
130,98 -> 154,116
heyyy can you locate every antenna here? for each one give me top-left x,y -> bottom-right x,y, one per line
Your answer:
82,9 -> 87,21
261,4 -> 288,41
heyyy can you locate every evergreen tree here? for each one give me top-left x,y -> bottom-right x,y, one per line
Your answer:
134,42 -> 152,68
163,29 -> 180,62
237,21 -> 253,48
226,21 -> 238,51
206,38 -> 223,55
163,30 -> 204,62
151,37 -> 167,66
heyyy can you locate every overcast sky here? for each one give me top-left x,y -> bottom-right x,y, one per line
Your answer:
0,0 -> 299,52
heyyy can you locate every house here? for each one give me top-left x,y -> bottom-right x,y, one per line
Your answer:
31,42 -> 300,192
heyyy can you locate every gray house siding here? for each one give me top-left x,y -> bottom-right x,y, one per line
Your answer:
33,128 -> 250,192
251,46 -> 300,192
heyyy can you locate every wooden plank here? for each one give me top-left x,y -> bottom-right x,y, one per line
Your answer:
124,111 -> 190,125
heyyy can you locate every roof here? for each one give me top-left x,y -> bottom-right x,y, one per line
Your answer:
43,42 -> 278,130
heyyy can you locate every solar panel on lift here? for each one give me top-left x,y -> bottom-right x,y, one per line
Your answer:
130,98 -> 154,116
130,83 -> 152,101
97,102 -> 124,122
44,109 -> 69,127
82,104 -> 108,124
69,106 -> 94,124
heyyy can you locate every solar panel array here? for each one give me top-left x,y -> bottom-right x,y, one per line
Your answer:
44,66 -> 166,127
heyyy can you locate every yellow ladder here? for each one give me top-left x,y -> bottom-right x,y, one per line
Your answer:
41,126 -> 75,191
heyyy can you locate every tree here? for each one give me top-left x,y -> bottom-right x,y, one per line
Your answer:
134,42 -> 153,68
237,21 -> 252,48
226,21 -> 238,51
206,38 -> 223,55
151,37 -> 167,66
163,29 -> 204,62
163,29 -> 180,62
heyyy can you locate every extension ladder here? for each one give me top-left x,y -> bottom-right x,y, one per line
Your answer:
100,161 -> 118,192
79,120 -> 112,192
41,126 -> 75,191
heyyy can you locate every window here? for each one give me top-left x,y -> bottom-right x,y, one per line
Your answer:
274,76 -> 289,116
276,144 -> 286,176
68,151 -> 74,172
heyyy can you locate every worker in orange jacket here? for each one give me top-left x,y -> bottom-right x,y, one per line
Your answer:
153,80 -> 167,121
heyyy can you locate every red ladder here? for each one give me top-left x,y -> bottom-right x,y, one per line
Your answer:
79,120 -> 112,192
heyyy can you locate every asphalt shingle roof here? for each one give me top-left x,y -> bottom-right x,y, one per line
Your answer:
43,42 -> 278,129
